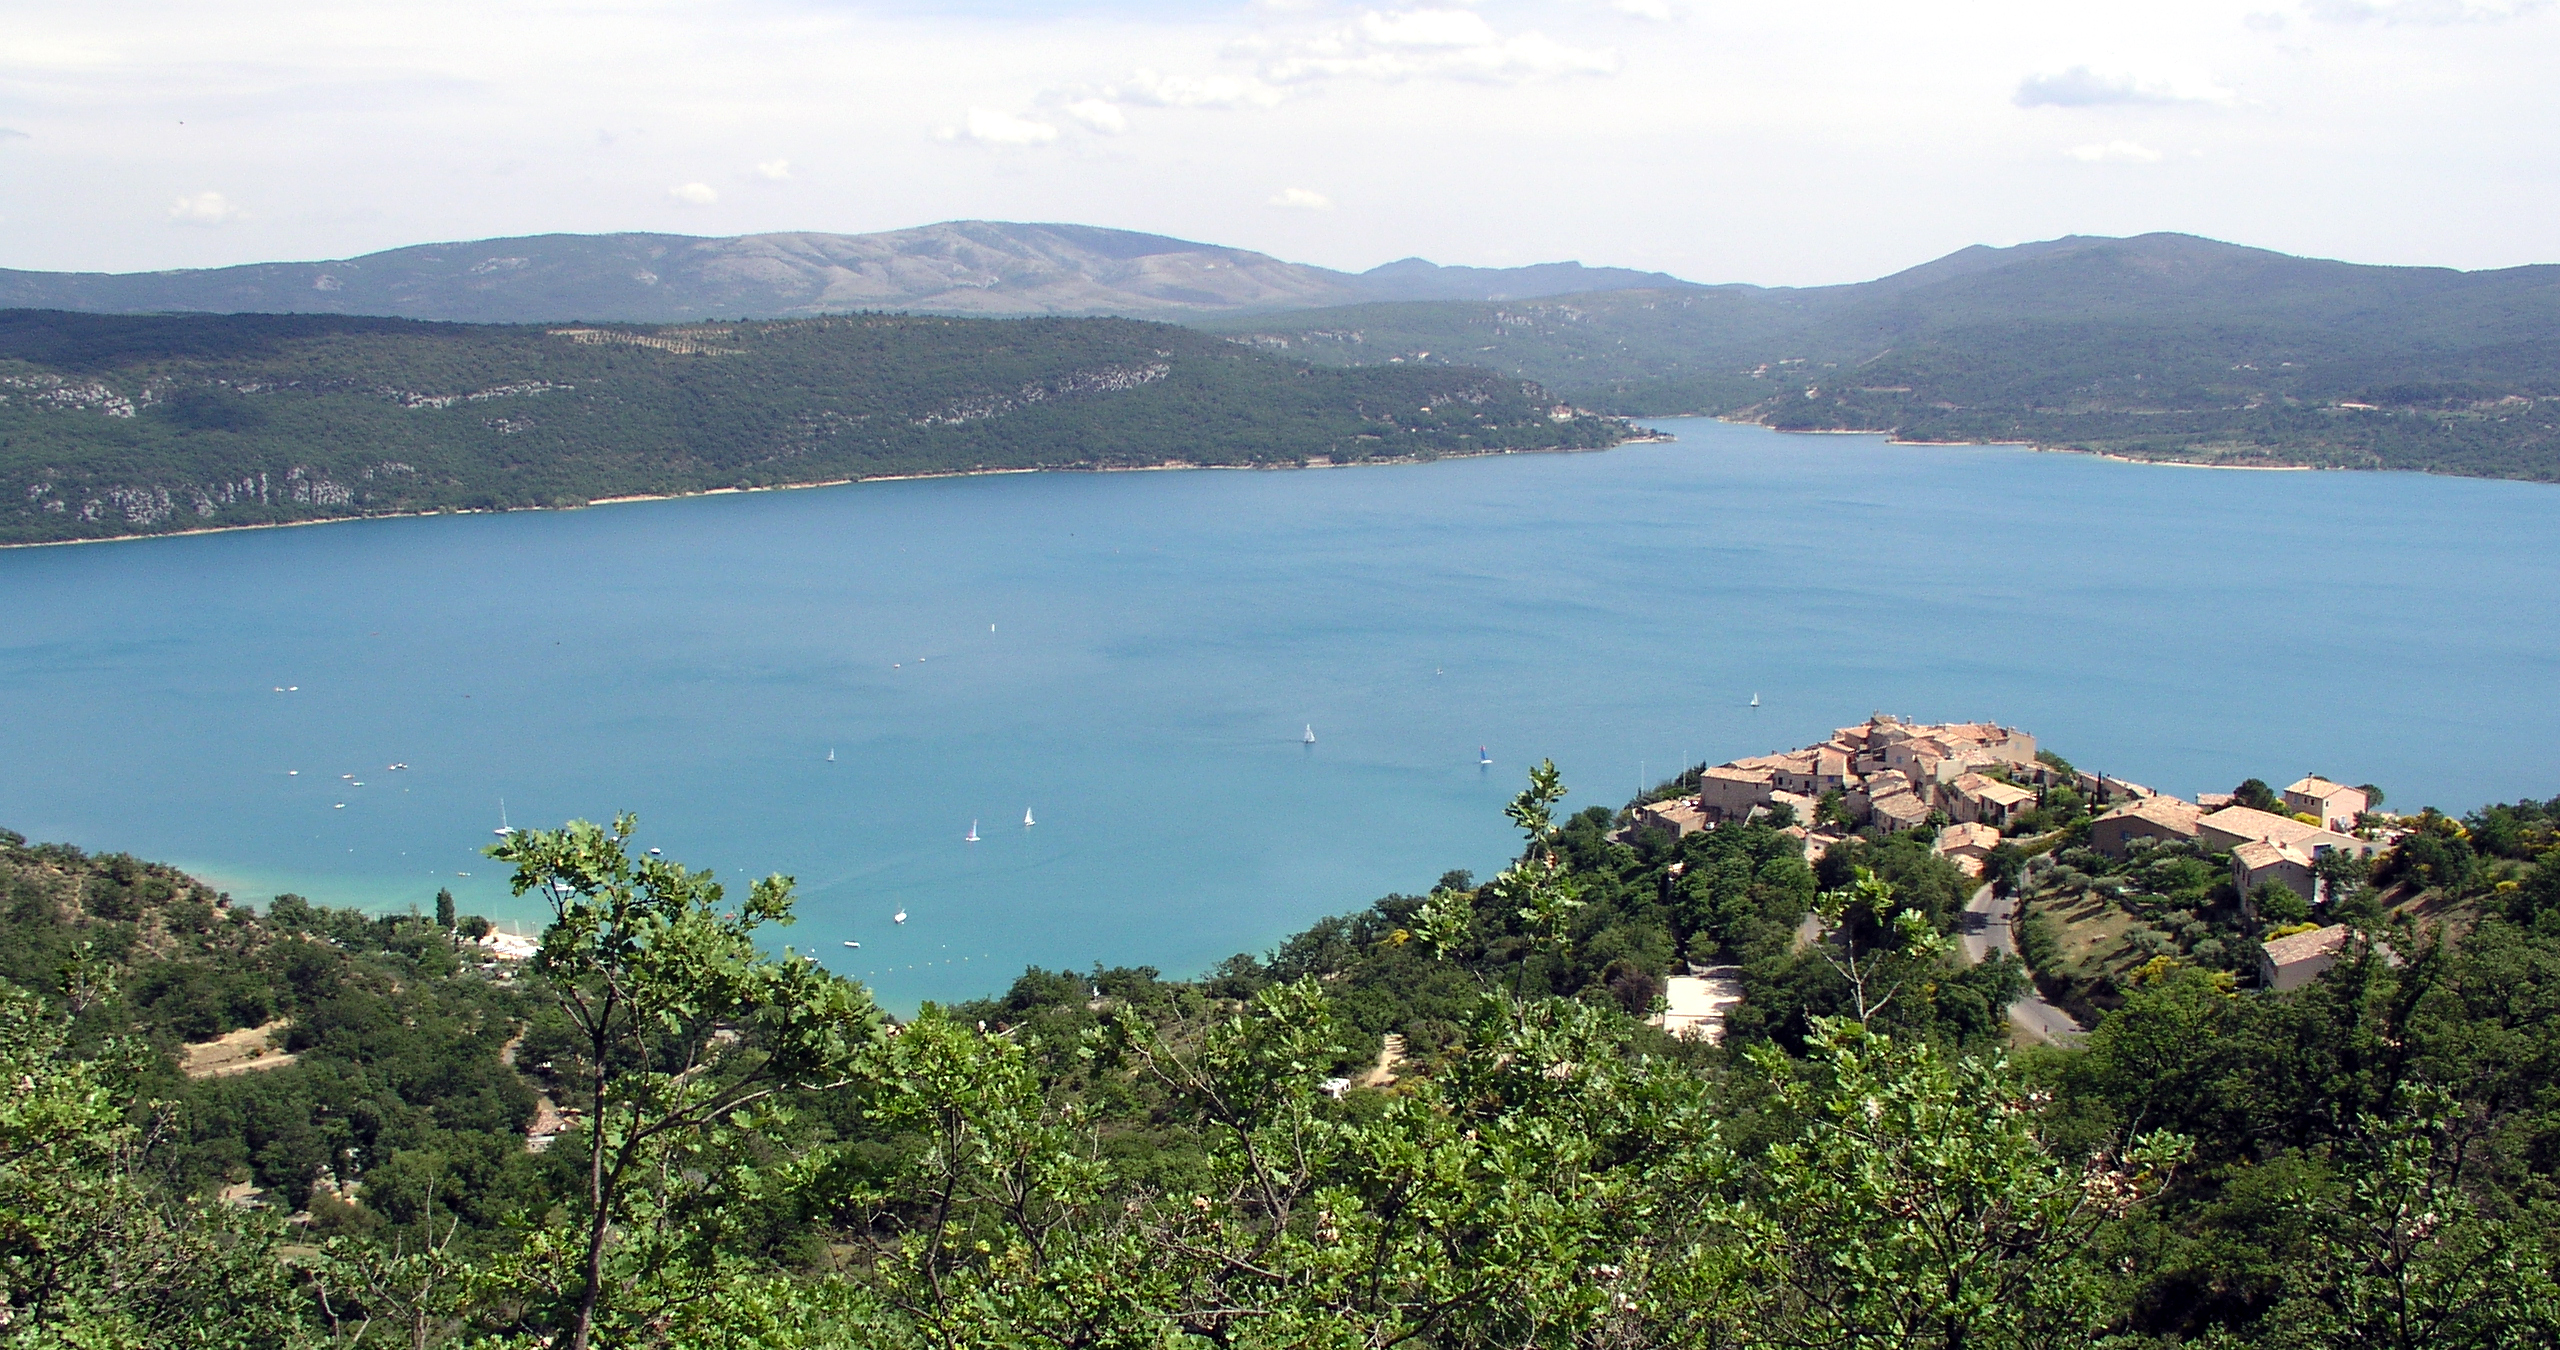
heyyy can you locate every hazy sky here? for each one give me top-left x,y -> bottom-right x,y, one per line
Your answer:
2,0 -> 2554,283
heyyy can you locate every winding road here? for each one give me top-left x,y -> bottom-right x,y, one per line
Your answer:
1959,882 -> 2085,1043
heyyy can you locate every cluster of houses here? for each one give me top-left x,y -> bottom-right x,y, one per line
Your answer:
1630,714 -> 2057,876
1628,717 -> 2394,995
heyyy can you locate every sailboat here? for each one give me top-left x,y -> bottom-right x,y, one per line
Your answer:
827,747 -> 835,762
1023,808 -> 1036,828
1479,746 -> 1493,766
1304,724 -> 1317,745
964,820 -> 980,843
1750,692 -> 1761,708
493,799 -> 514,837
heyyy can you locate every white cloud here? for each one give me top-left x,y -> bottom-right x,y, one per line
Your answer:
1062,99 -> 1129,133
668,181 -> 719,204
2066,140 -> 2167,162
940,107 -> 1060,146
1606,0 -> 1678,17
166,190 -> 242,225
2306,0 -> 2547,22
1269,186 -> 1332,209
1111,69 -> 1280,109
2015,66 -> 2232,107
753,159 -> 791,180
0,127 -> 28,142
1259,8 -> 1619,84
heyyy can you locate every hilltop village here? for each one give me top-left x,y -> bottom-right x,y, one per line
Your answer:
1630,715 -> 2402,1022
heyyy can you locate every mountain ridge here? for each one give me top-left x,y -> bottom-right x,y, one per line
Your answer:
0,221 -> 1698,324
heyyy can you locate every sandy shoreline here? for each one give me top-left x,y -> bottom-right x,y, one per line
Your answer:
1,439 -> 1652,551
1730,416 -> 2328,473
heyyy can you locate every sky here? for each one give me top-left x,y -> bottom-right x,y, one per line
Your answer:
1,0 -> 2555,285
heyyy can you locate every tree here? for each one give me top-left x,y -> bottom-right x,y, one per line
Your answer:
433,887 -> 456,931
2256,879 -> 2315,926
1689,1020 -> 2191,1348
1811,867 -> 1955,1023
2263,1086 -> 2560,1349
0,985 -> 307,1347
485,814 -> 881,1350
2237,778 -> 2282,812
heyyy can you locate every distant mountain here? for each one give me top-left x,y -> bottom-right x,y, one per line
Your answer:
1209,233 -> 2560,481
0,222 -> 1698,324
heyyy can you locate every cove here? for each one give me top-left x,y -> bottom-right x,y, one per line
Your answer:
4,417 -> 2557,1012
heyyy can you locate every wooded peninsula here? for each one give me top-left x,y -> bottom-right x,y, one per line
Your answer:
0,309 -> 1630,546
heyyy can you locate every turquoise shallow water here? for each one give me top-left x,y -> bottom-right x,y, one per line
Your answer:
5,418 -> 2558,1011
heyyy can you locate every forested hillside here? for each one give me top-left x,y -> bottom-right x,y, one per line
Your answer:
0,308 -> 1627,545
1212,234 -> 2560,480
6,752 -> 2559,1347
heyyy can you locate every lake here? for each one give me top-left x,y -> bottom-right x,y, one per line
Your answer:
5,418 -> 2557,1010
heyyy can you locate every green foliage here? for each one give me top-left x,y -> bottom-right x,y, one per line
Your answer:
0,310 -> 1631,545
483,814 -> 882,1350
11,764 -> 2560,1346
0,986 -> 311,1348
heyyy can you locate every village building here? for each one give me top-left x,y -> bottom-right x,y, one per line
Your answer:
1698,764 -> 1777,823
2200,805 -> 2381,908
2233,839 -> 2320,907
2258,923 -> 2355,992
2196,805 -> 2368,857
1947,772 -> 2038,830
1933,821 -> 2002,876
1668,715 -> 2043,836
1869,790 -> 1934,833
2282,776 -> 2370,832
2088,795 -> 2206,859
1632,797 -> 1708,839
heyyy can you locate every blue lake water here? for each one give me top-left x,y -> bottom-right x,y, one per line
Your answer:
5,418 -> 2558,1011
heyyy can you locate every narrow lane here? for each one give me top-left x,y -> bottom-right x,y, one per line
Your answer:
1959,881 -> 2084,1044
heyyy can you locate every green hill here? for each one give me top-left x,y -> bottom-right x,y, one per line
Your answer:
0,309 -> 1628,545
0,221 -> 1691,323
1208,234 -> 2560,480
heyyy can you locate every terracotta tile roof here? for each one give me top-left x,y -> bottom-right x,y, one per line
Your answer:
2261,923 -> 2353,967
2098,795 -> 2203,832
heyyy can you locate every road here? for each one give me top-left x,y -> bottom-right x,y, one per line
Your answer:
1959,882 -> 2085,1044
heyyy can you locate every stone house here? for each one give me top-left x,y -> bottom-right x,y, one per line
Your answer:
1698,764 -> 1776,822
2233,839 -> 2320,908
2283,776 -> 2370,832
1934,821 -> 2002,876
2089,795 -> 2205,859
2258,923 -> 2354,992
1632,797 -> 1708,839
1947,772 -> 2038,831
1869,790 -> 1934,833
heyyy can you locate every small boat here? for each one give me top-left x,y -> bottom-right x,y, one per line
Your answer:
1750,692 -> 1761,708
288,770 -> 298,775
333,803 -> 345,809
893,910 -> 908,924
1479,746 -> 1493,766
826,748 -> 835,762
494,798 -> 514,837
647,847 -> 662,857
964,820 -> 980,843
842,940 -> 861,949
1304,724 -> 1316,745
